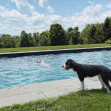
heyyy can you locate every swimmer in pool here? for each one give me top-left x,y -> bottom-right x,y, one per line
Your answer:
37,60 -> 42,63
37,59 -> 50,67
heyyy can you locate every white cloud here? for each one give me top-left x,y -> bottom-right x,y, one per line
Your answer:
2,26 -> 23,35
39,0 -> 46,7
7,10 -> 28,22
11,0 -> 35,15
39,0 -> 54,13
88,1 -> 94,5
106,3 -> 111,9
82,4 -> 103,24
0,6 -> 27,23
53,4 -> 104,31
0,5 -> 8,11
0,24 -> 7,30
0,6 -> 9,18
11,0 -> 28,10
1,1 -> 111,35
27,13 -> 46,26
26,4 -> 104,33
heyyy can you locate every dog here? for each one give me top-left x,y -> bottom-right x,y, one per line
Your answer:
62,59 -> 111,93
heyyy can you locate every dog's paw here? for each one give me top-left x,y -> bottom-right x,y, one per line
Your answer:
84,88 -> 89,90
78,87 -> 88,91
107,91 -> 111,94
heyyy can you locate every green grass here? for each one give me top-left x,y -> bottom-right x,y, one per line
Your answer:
1,89 -> 111,111
0,44 -> 111,53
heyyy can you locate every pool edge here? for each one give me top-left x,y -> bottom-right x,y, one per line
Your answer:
0,77 -> 101,108
0,46 -> 111,57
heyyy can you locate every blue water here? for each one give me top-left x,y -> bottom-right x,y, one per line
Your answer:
0,50 -> 111,89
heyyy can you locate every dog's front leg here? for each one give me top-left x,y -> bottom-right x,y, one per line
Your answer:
80,81 -> 84,90
78,76 -> 85,90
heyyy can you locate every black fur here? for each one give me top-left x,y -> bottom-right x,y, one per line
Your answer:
63,59 -> 111,93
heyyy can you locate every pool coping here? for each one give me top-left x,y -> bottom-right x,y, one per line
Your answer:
0,77 -> 102,108
0,46 -> 111,57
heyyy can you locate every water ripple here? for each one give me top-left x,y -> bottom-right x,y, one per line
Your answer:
0,50 -> 111,89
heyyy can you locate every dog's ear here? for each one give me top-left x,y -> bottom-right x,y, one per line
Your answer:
66,59 -> 74,68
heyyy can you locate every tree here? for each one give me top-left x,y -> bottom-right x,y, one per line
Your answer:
94,23 -> 104,43
103,17 -> 111,41
49,24 -> 66,46
0,35 -> 14,48
0,38 -> 2,48
80,24 -> 98,44
88,25 -> 97,44
0,34 -> 21,48
14,36 -> 21,47
38,31 -> 50,46
27,33 -> 35,46
20,31 -> 35,47
68,28 -> 80,45
80,23 -> 106,44
66,27 -> 80,45
80,25 -> 91,44
73,27 -> 80,44
20,31 -> 27,47
33,32 -> 39,46
68,27 -> 73,32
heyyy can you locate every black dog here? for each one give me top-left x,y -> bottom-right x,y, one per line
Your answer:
62,59 -> 111,93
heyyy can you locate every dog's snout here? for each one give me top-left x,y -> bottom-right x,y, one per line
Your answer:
62,65 -> 64,68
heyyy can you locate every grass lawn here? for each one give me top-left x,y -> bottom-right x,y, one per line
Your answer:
0,89 -> 111,111
0,44 -> 111,53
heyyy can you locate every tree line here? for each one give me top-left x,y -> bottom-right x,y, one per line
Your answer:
0,17 -> 111,48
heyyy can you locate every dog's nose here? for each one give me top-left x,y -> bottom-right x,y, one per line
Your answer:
62,65 -> 64,68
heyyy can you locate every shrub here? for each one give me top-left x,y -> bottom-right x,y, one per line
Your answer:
105,39 -> 111,44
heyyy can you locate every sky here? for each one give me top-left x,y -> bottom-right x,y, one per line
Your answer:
0,0 -> 111,35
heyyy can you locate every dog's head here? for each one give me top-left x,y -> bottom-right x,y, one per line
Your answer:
62,59 -> 74,70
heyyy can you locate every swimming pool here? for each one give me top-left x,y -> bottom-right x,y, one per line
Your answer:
0,50 -> 111,89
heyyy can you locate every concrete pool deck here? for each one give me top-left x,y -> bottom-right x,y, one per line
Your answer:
0,76 -> 101,108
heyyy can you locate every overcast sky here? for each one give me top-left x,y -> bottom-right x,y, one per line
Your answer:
0,0 -> 111,35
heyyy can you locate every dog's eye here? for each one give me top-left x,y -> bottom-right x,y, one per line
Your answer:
67,62 -> 70,65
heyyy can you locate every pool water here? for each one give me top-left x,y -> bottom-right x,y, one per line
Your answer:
0,50 -> 111,89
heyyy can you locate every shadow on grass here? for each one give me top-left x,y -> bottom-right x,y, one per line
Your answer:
77,88 -> 107,96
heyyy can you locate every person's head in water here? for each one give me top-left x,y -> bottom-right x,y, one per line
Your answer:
37,60 -> 41,63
